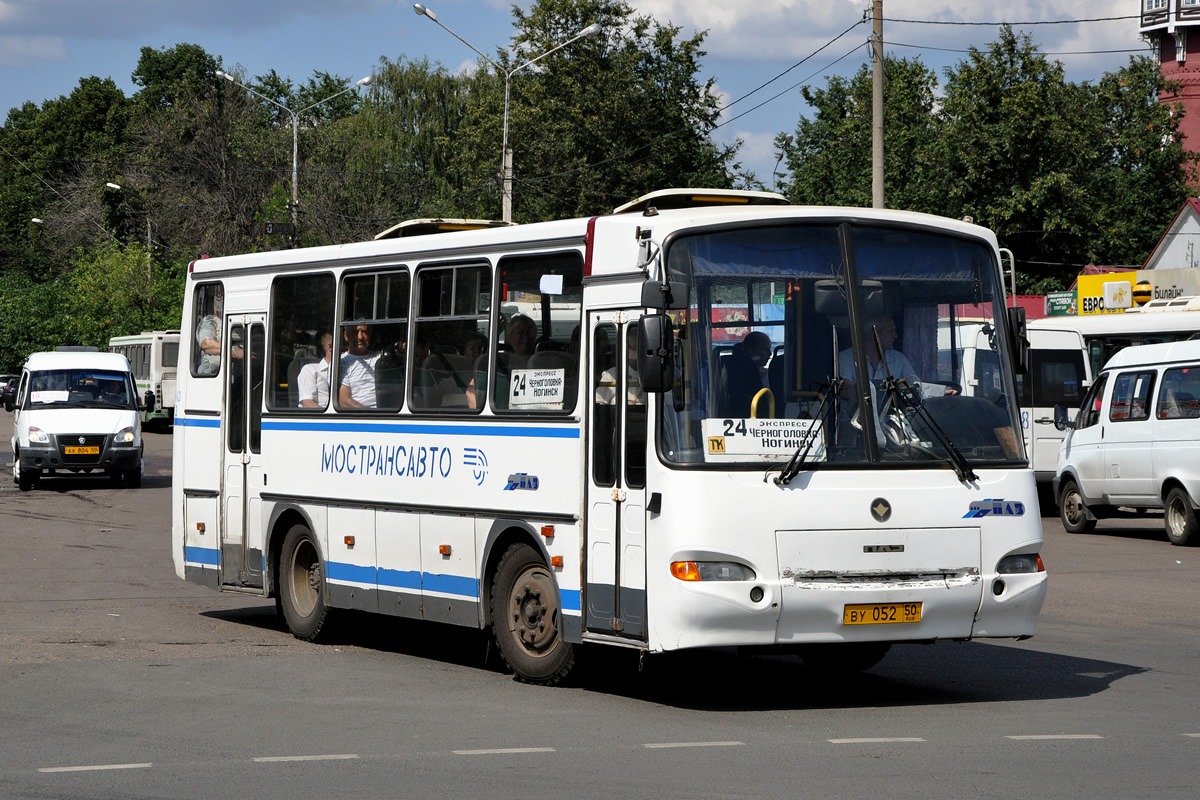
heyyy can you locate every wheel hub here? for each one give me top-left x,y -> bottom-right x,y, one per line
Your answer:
510,572 -> 558,655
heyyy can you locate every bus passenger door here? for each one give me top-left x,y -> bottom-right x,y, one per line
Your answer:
584,315 -> 648,639
221,315 -> 266,590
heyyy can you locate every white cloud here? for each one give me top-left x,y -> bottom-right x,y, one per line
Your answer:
0,35 -> 65,66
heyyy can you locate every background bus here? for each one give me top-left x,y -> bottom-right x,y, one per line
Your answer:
108,330 -> 179,427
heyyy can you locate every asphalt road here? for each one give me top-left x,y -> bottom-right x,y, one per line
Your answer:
1,412 -> 1198,800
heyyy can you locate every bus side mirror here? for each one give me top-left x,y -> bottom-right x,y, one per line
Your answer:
637,314 -> 675,393
1053,403 -> 1074,431
1007,306 -> 1030,375
640,280 -> 688,311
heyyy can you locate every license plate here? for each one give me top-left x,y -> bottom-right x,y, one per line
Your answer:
843,602 -> 922,625
64,446 -> 99,455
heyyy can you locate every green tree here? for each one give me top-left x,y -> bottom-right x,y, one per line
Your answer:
782,56 -> 940,212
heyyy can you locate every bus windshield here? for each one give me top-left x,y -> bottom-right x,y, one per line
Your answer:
660,221 -> 1024,469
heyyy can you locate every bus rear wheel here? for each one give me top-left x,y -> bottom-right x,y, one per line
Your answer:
279,524 -> 331,641
491,543 -> 574,685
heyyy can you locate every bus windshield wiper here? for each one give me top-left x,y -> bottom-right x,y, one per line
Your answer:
774,327 -> 842,486
871,327 -> 977,485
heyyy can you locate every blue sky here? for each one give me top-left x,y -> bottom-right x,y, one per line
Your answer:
0,0 -> 1151,187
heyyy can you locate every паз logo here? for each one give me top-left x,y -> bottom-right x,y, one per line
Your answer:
963,498 -> 1025,518
504,473 -> 539,491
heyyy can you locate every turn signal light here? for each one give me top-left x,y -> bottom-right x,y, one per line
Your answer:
541,525 -> 555,539
670,561 -> 701,581
551,556 -> 564,568
196,522 -> 205,533
439,544 -> 452,556
344,535 -> 355,547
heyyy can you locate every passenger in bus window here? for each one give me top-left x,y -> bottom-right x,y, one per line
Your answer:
504,314 -> 537,360
297,333 -> 334,408
195,285 -> 241,375
338,324 -> 382,408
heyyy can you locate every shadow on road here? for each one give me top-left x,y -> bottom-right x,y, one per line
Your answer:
203,605 -> 1145,712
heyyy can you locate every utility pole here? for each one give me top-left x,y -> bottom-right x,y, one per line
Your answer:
871,0 -> 884,209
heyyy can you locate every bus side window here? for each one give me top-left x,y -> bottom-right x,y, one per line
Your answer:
592,324 -> 618,486
268,273 -> 336,411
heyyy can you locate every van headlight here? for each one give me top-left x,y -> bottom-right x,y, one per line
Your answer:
28,426 -> 50,444
113,426 -> 137,445
670,561 -> 757,581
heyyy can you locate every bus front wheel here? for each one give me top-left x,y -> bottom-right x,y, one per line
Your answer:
491,543 -> 574,685
1165,487 -> 1199,547
279,524 -> 331,641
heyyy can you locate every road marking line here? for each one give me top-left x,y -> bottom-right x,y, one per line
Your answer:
644,741 -> 744,749
829,738 -> 925,744
1184,733 -> 1200,738
1006,735 -> 1103,740
39,763 -> 152,773
453,747 -> 556,755
252,754 -> 359,762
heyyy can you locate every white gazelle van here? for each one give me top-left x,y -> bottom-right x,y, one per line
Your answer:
1053,339 -> 1200,545
9,350 -> 144,491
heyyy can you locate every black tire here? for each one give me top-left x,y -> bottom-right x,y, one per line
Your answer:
491,543 -> 574,685
15,457 -> 35,492
1164,487 -> 1199,546
1059,478 -> 1096,534
126,466 -> 142,488
799,643 -> 891,675
279,523 -> 331,641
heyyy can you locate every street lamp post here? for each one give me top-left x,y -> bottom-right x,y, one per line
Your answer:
413,4 -> 600,222
215,70 -> 373,244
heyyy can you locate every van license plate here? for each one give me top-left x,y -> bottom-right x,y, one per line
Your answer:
843,603 -> 922,625
64,446 -> 99,455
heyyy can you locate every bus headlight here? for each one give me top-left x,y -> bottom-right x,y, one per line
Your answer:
114,426 -> 137,444
28,427 -> 50,444
997,553 -> 1044,574
670,561 -> 757,582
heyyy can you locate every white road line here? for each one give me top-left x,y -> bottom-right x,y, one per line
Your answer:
252,754 -> 360,762
39,763 -> 152,773
453,747 -> 556,755
1183,733 -> 1200,738
643,741 -> 744,749
1006,735 -> 1104,740
829,738 -> 925,744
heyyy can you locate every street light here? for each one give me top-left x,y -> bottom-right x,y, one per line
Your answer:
215,69 -> 373,243
413,3 -> 600,222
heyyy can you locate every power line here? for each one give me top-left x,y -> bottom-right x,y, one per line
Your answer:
883,15 -> 1140,27
887,40 -> 1151,57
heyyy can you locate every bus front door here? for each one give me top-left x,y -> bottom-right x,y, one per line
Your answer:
220,315 -> 266,590
584,315 -> 648,639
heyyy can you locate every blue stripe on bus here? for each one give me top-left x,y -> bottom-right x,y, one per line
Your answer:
422,573 -> 480,598
175,416 -> 221,428
378,568 -> 422,591
185,546 -> 221,565
559,589 -> 581,612
325,561 -> 377,584
262,419 -> 579,439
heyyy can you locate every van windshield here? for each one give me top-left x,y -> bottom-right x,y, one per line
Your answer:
28,369 -> 135,410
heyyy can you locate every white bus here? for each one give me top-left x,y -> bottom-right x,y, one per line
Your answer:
171,192 -> 1047,684
108,330 -> 180,426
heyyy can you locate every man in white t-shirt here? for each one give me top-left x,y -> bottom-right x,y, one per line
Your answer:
338,324 -> 382,408
297,333 -> 334,408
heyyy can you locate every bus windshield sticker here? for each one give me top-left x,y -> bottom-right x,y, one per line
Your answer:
510,368 -> 566,409
702,417 -> 825,462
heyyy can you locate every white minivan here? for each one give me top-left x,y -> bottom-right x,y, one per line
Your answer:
9,350 -> 144,491
1053,339 -> 1200,545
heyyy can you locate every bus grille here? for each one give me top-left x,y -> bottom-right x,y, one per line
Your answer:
60,434 -> 107,466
